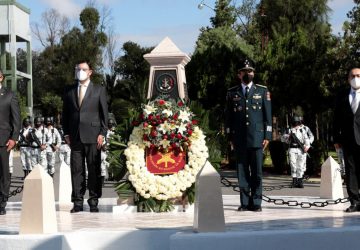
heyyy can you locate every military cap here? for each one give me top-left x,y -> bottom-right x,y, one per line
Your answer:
239,59 -> 255,71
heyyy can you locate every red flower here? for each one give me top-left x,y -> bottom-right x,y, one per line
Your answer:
158,100 -> 166,105
171,143 -> 178,149
163,134 -> 168,140
151,130 -> 157,137
192,120 -> 198,125
143,122 -> 149,127
177,101 -> 184,107
187,130 -> 193,135
173,114 -> 178,120
148,114 -> 154,120
156,115 -> 161,120
132,121 -> 139,126
170,133 -> 176,139
176,133 -> 182,139
143,134 -> 149,141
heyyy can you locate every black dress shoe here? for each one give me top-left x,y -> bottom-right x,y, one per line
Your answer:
237,206 -> 250,211
70,206 -> 83,213
345,205 -> 360,213
89,206 -> 99,213
0,208 -> 6,215
252,205 -> 262,212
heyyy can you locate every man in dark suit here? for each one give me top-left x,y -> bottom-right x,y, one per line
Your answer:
334,67 -> 360,212
0,69 -> 21,215
62,60 -> 108,213
225,60 -> 272,212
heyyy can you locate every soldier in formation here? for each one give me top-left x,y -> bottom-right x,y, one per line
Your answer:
100,118 -> 116,184
58,124 -> 71,168
281,116 -> 314,188
18,117 -> 33,179
28,116 -> 52,175
45,117 -> 61,177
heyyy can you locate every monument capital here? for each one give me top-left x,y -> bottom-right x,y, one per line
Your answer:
144,37 -> 190,101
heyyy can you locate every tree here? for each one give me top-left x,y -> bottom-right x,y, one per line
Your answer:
31,8 -> 70,48
257,0 -> 333,128
112,42 -> 154,121
187,0 -> 254,130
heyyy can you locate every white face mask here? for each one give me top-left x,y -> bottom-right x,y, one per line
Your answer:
76,70 -> 88,81
350,77 -> 360,90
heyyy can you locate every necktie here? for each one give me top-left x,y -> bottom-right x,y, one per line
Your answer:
245,86 -> 249,99
351,91 -> 360,114
79,85 -> 85,107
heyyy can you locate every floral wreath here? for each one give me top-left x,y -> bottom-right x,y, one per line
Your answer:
124,99 -> 209,200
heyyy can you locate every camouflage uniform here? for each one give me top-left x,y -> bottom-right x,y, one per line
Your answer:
29,118 -> 52,173
45,117 -> 61,177
18,118 -> 33,177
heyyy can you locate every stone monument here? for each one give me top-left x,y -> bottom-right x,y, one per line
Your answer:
144,37 -> 190,101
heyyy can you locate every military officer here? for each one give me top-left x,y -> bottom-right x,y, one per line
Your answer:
45,116 -> 62,177
225,59 -> 272,212
18,117 -> 33,179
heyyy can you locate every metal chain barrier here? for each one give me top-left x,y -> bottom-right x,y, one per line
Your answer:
7,184 -> 24,199
220,176 -> 349,208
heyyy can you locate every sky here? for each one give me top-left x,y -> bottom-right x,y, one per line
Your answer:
14,0 -> 356,54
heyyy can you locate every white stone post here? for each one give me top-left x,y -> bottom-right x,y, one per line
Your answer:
319,156 -> 344,199
193,161 -> 225,232
20,165 -> 58,234
58,161 -> 72,205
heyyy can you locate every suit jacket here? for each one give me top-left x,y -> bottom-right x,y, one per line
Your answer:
333,87 -> 360,146
62,81 -> 109,144
225,83 -> 272,149
0,86 -> 21,146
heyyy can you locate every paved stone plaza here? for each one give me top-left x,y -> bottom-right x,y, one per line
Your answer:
1,152 -> 359,250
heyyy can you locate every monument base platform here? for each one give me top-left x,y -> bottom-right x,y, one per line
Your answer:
0,195 -> 359,250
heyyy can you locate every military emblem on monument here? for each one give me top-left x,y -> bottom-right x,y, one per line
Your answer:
156,73 -> 176,94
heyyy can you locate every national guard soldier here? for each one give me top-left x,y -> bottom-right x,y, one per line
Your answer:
58,124 -> 71,168
101,118 -> 115,184
225,59 -> 272,212
45,116 -> 62,177
281,116 -> 314,188
28,116 -> 51,173
18,117 -> 32,179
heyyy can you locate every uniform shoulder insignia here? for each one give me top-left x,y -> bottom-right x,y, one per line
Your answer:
255,84 -> 268,89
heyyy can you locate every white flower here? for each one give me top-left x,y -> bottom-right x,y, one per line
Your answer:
144,104 -> 157,115
178,110 -> 190,122
159,139 -> 170,148
162,109 -> 173,117
177,123 -> 187,135
158,121 -> 172,134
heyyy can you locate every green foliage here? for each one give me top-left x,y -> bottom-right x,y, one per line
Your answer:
210,0 -> 236,28
187,27 -> 254,109
40,93 -> 62,115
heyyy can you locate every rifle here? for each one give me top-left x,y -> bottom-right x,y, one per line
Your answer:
19,129 -> 29,147
29,129 -> 42,148
289,131 -> 310,158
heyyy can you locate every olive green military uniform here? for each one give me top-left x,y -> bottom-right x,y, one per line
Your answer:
225,83 -> 272,208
